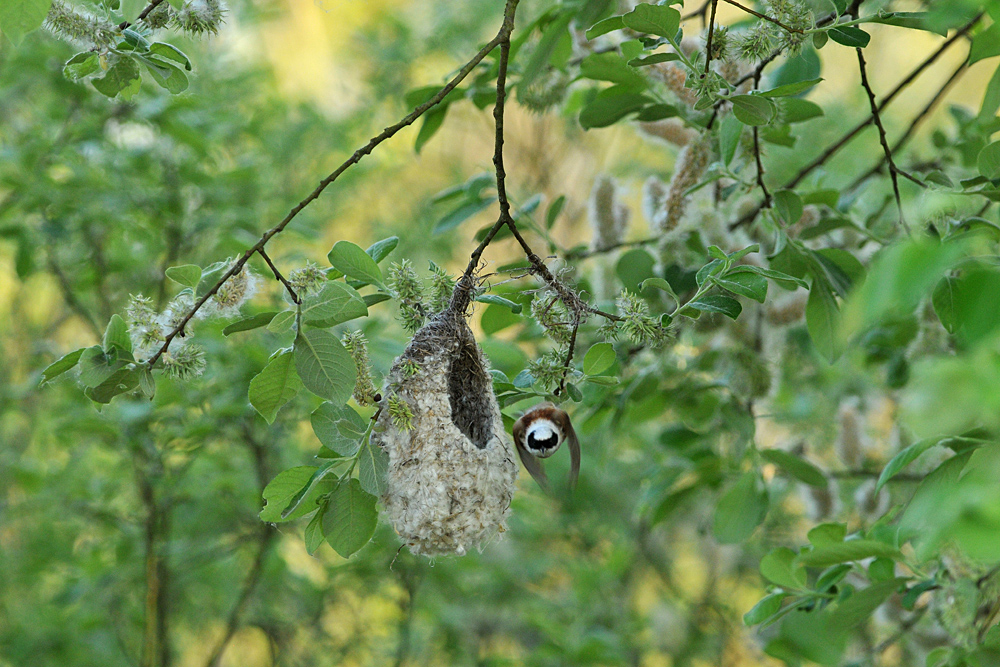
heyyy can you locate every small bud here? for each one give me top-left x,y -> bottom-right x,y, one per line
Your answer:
387,260 -> 426,332
526,347 -> 572,392
387,394 -> 414,431
427,262 -> 455,314
616,290 -> 672,347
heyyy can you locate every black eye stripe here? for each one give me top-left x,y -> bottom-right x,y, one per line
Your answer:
527,432 -> 559,451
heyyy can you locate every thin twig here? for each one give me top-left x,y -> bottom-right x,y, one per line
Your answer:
722,0 -> 803,33
555,313 -> 581,397
849,56 -> 968,190
856,42 -> 908,233
257,249 -> 299,304
565,236 -> 659,260
752,71 -> 771,209
119,0 -> 167,29
681,1 -> 711,25
147,12 -> 514,368
703,0 -> 719,77
202,424 -> 275,667
729,12 -> 982,231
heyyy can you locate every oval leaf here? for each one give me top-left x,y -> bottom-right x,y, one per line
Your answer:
294,329 -> 357,404
322,478 -> 377,557
327,241 -> 386,289
248,349 -> 300,424
583,342 -> 616,376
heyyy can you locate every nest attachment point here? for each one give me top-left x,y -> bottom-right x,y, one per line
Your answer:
372,286 -> 518,557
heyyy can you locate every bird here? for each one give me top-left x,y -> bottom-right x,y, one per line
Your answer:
512,402 -> 579,492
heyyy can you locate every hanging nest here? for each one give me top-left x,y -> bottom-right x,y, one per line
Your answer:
372,279 -> 518,557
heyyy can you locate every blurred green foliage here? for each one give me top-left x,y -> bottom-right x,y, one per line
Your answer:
6,0 -> 1000,666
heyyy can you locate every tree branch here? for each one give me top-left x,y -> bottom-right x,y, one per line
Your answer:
752,72 -> 771,210
147,11 -> 515,368
729,12 -> 981,231
849,56 -> 968,191
257,249 -> 299,304
855,35 -> 909,233
119,0 -> 167,30
722,0 -> 803,34
703,0 -> 719,77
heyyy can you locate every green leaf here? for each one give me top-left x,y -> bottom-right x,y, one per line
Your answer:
363,293 -> 391,308
931,276 -> 958,334
806,281 -> 840,362
808,523 -> 846,546
545,194 -> 566,230
78,346 -> 126,388
621,3 -> 680,38
875,436 -> 942,493
744,593 -> 787,626
322,478 -> 377,558
628,52 -> 680,67
828,26 -> 871,48
366,236 -> 399,264
616,248 -> 657,291
773,189 -> 804,225
85,367 -> 141,404
327,241 -> 386,289
103,314 -> 132,354
93,56 -> 142,100
585,15 -> 624,40
979,62 -> 1000,122
414,105 -> 448,153
580,52 -> 646,89
148,42 -> 192,70
868,12 -> 947,37
358,440 -> 388,496
731,95 -> 777,126
760,547 -> 806,589
141,57 -> 189,94
0,0 -> 52,45
781,97 -> 824,124
688,295 -> 742,320
583,342 -> 616,376
433,198 -> 492,234
260,466 -> 335,523
300,281 -> 368,327
63,52 -> 100,81
719,113 -> 743,167
474,294 -> 523,313
579,90 -> 652,129
636,103 -> 679,121
831,579 -> 906,628
759,78 -> 823,98
639,277 -> 679,303
584,375 -> 620,386
715,271 -> 768,303
970,22 -> 1000,65
294,329 -> 357,404
223,311 -> 279,336
761,449 -> 826,487
304,509 -> 326,555
728,265 -> 808,289
796,540 -> 903,568
311,403 -> 367,456
713,472 -> 768,544
978,141 -> 1000,180
248,349 -> 300,424
165,264 -> 202,289
267,310 -> 296,334
41,348 -> 85,384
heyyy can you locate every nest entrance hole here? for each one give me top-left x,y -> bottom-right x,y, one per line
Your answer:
446,323 -> 493,450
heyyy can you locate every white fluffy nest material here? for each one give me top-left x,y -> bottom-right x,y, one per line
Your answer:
372,303 -> 518,557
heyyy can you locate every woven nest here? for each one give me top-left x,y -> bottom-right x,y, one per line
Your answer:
372,285 -> 518,557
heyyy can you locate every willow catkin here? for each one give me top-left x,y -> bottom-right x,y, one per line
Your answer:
650,134 -> 712,234
835,397 -> 870,468
636,119 -> 696,147
800,478 -> 841,521
588,174 -> 630,251
647,62 -> 699,106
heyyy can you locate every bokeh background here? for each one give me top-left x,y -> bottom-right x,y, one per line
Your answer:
2,0 -> 997,665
